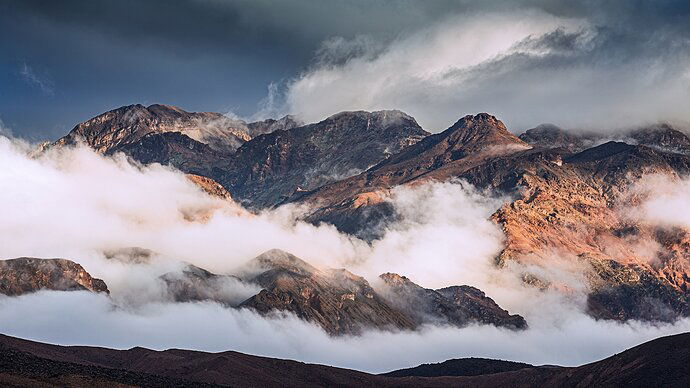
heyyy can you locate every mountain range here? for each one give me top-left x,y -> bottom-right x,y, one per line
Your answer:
3,103 -> 690,384
40,103 -> 690,324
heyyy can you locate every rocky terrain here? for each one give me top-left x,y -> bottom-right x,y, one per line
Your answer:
54,105 -> 428,208
289,114 -> 690,323
0,258 -> 109,296
0,332 -> 688,387
0,252 -> 524,336
238,250 -> 524,335
47,104 -> 690,324
379,273 -> 527,329
215,110 -> 429,207
54,104 -> 252,153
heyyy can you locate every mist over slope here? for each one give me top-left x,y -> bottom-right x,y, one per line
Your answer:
2,106 -> 690,372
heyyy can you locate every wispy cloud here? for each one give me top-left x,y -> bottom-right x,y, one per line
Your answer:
19,63 -> 54,96
283,6 -> 690,133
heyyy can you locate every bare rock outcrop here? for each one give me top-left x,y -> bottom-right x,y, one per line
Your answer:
0,258 -> 109,296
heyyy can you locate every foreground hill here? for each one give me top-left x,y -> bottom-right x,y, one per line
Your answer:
0,332 -> 688,387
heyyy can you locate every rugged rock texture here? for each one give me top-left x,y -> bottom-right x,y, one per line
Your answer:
55,104 -> 253,153
293,113 -> 532,237
57,105 -> 427,209
1,332 -> 688,387
379,273 -> 526,329
0,258 -> 108,296
239,250 -> 417,335
185,174 -> 233,200
116,131 -> 228,178
484,141 -> 690,321
294,115 -> 690,322
217,110 -> 429,207
238,250 -> 523,335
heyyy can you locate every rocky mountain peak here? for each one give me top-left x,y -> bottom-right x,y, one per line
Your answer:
379,272 -> 413,287
367,112 -> 530,174
314,110 -> 426,139
0,258 -> 109,296
442,113 -> 529,154
55,103 -> 253,154
518,124 -> 594,152
250,249 -> 319,276
629,124 -> 690,153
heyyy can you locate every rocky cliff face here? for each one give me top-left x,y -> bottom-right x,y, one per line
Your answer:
215,110 -> 429,208
55,106 -> 427,209
238,250 -> 524,335
0,258 -> 108,296
48,104 -> 690,324
292,115 -> 690,322
54,104 -> 256,153
379,273 -> 527,329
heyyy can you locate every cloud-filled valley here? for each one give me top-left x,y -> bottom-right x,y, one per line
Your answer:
1,131 -> 689,373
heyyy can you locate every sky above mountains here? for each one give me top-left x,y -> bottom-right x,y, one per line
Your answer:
2,0 -> 689,140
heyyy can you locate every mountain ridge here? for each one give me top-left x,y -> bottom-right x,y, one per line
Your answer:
0,332 -> 688,387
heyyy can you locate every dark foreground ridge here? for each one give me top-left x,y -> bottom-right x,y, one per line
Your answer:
0,332 -> 688,387
382,357 -> 534,377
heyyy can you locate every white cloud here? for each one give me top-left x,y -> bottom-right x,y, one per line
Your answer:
19,63 -> 55,96
283,9 -> 690,133
0,137 -> 687,372
0,291 -> 688,373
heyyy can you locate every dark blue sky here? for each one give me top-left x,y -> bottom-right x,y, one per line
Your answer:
2,1 -> 689,140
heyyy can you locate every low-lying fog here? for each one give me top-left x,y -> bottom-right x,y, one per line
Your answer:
1,136 -> 689,373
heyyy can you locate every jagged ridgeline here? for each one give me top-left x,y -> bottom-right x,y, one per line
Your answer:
0,251 -> 525,336
42,104 -> 690,325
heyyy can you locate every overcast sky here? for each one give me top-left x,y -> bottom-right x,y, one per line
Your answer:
2,0 -> 689,140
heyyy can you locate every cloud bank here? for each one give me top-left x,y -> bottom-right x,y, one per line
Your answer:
284,5 -> 690,132
1,290 -> 689,374
0,136 -> 689,373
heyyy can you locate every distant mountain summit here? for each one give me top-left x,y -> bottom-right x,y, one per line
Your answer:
55,104 -> 253,153
218,109 -> 429,207
54,104 -> 429,208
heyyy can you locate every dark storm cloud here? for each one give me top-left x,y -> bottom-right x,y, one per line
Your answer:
1,0 -> 689,139
0,0 -> 471,140
285,0 -> 690,131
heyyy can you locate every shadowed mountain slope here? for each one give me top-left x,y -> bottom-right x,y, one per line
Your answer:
0,332 -> 688,387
